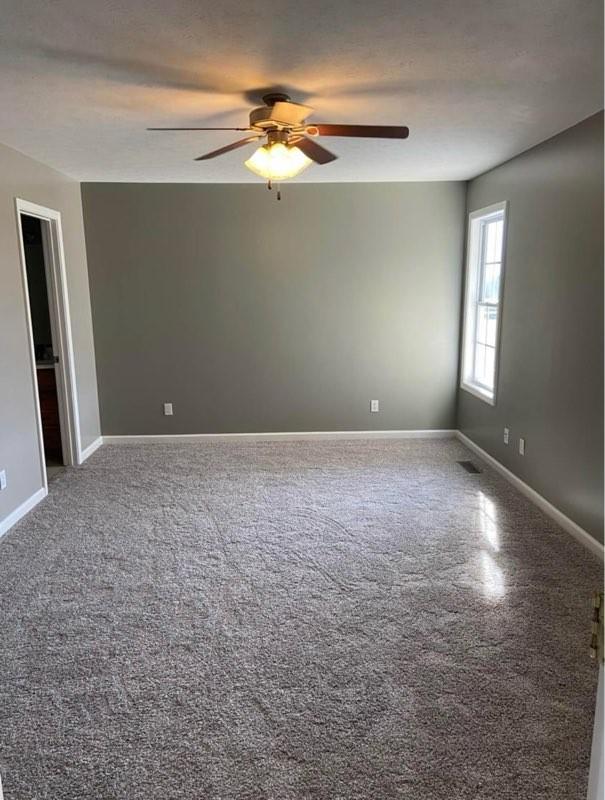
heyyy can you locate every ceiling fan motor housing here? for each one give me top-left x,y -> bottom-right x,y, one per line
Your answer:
249,94 -> 313,131
249,105 -> 286,130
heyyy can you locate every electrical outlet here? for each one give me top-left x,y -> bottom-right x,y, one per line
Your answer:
163,403 -> 173,416
0,470 -> 6,490
370,400 -> 379,413
503,427 -> 509,445
519,437 -> 525,456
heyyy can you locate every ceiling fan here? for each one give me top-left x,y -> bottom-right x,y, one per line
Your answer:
148,92 -> 409,190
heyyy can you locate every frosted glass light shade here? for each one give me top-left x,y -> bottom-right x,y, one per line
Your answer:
244,142 -> 312,180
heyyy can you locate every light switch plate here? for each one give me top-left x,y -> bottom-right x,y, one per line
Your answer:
370,400 -> 379,413
0,470 -> 6,490
163,403 -> 173,416
519,437 -> 525,456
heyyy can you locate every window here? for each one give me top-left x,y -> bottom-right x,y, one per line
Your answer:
460,201 -> 508,405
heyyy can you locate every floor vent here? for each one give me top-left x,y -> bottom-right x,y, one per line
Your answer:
457,460 -> 482,474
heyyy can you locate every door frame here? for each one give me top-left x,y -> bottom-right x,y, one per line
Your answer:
15,198 -> 82,472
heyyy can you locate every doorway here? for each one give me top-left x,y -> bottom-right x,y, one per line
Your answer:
16,199 -> 81,483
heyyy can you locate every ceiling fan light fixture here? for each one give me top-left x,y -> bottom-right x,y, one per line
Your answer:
244,141 -> 312,181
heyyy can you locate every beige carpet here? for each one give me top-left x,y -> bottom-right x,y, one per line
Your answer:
0,438 -> 600,799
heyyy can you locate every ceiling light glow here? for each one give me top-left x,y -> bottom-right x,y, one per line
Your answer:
244,142 -> 312,181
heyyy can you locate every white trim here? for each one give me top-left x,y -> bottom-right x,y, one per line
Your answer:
456,431 -> 604,561
587,665 -> 604,800
0,487 -> 47,540
15,199 -> 83,467
102,429 -> 457,444
468,201 -> 509,220
4,432 -> 601,563
460,200 -> 509,407
78,436 -> 104,462
459,381 -> 496,406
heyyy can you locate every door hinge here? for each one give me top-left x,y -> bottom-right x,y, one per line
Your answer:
589,591 -> 604,663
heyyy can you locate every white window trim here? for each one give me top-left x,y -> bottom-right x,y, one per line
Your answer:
460,200 -> 509,406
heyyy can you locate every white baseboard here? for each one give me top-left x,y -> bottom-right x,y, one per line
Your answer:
0,487 -> 47,540
78,436 -> 103,464
456,431 -> 604,561
102,429 -> 457,444
2,432 -> 601,562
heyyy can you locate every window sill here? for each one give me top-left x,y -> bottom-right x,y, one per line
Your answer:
460,381 -> 496,406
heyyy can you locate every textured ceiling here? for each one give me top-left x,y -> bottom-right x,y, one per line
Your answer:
0,0 -> 602,182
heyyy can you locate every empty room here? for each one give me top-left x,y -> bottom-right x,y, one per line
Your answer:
0,1 -> 603,798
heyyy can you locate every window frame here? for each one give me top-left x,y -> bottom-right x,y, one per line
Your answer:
460,201 -> 508,406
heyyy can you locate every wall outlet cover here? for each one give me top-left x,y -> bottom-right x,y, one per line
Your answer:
371,400 -> 379,413
0,470 -> 6,490
163,403 -> 173,416
503,427 -> 509,444
519,437 -> 525,456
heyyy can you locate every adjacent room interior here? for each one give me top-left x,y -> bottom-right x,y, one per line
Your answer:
0,2 -> 603,798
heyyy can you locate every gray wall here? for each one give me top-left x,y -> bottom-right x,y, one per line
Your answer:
82,182 -> 466,436
458,112 -> 604,543
0,142 -> 100,524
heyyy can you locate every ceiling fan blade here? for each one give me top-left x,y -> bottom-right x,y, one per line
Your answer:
148,127 -> 253,131
293,136 -> 337,165
195,135 -> 262,161
312,124 -> 409,139
269,101 -> 313,126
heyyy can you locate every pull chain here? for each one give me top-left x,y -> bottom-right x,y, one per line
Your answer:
266,179 -> 281,200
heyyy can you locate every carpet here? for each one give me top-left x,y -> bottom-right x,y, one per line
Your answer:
0,438 -> 601,799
